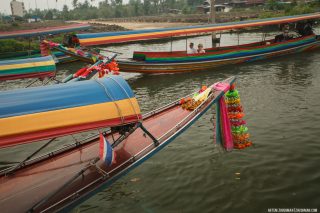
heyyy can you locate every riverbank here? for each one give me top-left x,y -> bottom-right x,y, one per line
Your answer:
75,20 -> 194,30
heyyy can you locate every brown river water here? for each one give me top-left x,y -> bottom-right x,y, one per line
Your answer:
0,32 -> 320,213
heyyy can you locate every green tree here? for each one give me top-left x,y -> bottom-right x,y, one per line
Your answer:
61,5 -> 70,20
143,0 -> 151,15
72,0 -> 78,8
44,10 -> 53,20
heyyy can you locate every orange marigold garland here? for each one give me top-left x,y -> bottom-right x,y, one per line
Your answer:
224,84 -> 253,149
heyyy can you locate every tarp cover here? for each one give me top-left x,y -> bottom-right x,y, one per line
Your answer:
77,13 -> 320,46
0,76 -> 141,148
0,56 -> 56,80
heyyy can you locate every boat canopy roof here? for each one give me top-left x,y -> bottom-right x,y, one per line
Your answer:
0,76 -> 141,148
0,56 -> 56,80
0,23 -> 91,39
77,13 -> 320,46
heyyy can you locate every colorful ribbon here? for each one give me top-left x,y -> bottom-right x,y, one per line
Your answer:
213,82 -> 233,151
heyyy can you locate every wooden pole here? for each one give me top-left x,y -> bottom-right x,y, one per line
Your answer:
237,33 -> 240,46
186,34 -> 188,52
28,38 -> 31,56
210,0 -> 217,48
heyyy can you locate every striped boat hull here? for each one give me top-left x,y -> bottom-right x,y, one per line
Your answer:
0,56 -> 56,80
118,36 -> 320,73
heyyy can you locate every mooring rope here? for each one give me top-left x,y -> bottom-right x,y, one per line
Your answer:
107,76 -> 141,121
94,79 -> 124,124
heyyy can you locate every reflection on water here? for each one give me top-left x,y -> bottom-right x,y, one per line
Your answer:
1,32 -> 320,213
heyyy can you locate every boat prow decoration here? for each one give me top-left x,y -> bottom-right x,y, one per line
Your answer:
41,40 -> 105,64
0,76 -> 141,148
61,54 -> 119,83
0,56 -> 56,81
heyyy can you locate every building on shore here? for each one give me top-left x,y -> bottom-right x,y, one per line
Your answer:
10,0 -> 26,17
198,0 -> 267,12
198,1 -> 233,13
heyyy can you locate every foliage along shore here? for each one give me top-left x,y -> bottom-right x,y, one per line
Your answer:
0,22 -> 128,54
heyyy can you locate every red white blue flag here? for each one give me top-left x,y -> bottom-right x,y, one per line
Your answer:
99,133 -> 116,166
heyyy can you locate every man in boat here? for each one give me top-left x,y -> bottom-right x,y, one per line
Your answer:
187,42 -> 197,54
71,35 -> 80,47
274,25 -> 293,43
197,43 -> 206,53
296,21 -> 314,37
62,34 -> 80,48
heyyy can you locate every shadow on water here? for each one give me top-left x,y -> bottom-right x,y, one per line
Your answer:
271,52 -> 316,87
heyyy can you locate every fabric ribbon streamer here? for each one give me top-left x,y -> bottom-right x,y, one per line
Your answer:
213,82 -> 234,151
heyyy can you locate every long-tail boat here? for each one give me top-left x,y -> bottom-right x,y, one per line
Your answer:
118,35 -> 320,73
0,75 -> 236,212
41,40 -> 104,64
0,52 -> 118,87
0,23 -> 91,40
0,56 -> 56,81
75,13 -> 320,73
0,49 -> 78,64
0,23 -> 91,64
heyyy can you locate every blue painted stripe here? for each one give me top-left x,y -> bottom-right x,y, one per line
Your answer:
0,76 -> 134,118
0,56 -> 54,66
77,13 -> 319,39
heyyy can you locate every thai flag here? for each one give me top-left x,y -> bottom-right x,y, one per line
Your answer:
99,133 -> 116,166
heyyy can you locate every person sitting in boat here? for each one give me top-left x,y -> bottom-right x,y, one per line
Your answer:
187,42 -> 197,54
71,35 -> 80,48
296,21 -> 314,37
197,43 -> 206,53
62,34 -> 70,47
274,25 -> 293,43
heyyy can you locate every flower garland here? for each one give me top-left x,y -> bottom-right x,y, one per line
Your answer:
224,84 -> 252,149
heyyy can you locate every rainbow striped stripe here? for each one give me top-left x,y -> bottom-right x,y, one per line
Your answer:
0,76 -> 141,148
77,13 -> 320,46
0,56 -> 56,80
